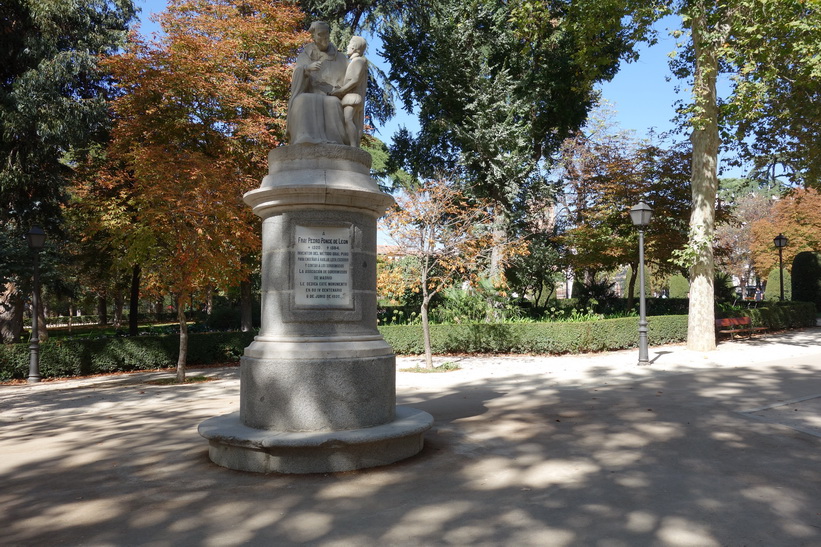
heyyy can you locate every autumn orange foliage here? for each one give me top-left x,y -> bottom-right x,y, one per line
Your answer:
72,0 -> 306,378
750,187 -> 821,278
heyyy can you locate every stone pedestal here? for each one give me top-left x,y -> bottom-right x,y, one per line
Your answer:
199,143 -> 433,474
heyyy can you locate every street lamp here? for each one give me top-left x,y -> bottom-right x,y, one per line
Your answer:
773,233 -> 788,301
26,226 -> 46,383
630,202 -> 653,366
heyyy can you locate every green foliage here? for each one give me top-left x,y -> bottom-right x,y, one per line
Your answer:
377,306 -> 422,326
0,331 -> 255,381
381,0 -> 660,211
505,232 -> 562,309
572,275 -> 617,311
0,0 -> 136,232
722,0 -> 821,187
791,251 -> 821,312
714,272 -> 737,302
432,279 -> 521,324
668,274 -> 690,298
542,306 -> 603,323
717,302 -> 816,330
379,315 -> 689,355
670,223 -> 714,270
764,267 -> 792,301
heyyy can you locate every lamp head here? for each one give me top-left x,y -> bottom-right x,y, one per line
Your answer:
26,226 -> 46,250
773,233 -> 788,249
630,201 -> 653,227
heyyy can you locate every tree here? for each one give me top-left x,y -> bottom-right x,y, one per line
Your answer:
0,0 -> 136,341
376,0 -> 666,278
723,1 -> 821,187
88,0 -> 305,380
382,177 -> 522,368
714,188 -> 774,292
791,252 -> 821,312
556,107 -> 691,309
673,1 -> 726,351
750,188 -> 821,281
667,0 -> 820,351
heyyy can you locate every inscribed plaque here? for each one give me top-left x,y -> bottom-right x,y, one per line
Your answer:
294,225 -> 352,308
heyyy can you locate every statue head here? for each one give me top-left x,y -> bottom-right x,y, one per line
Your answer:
309,21 -> 331,51
346,36 -> 367,57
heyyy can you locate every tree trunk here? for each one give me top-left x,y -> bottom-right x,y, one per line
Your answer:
205,286 -> 214,316
36,290 -> 48,342
420,293 -> 433,369
176,296 -> 188,383
112,289 -> 124,328
1,282 -> 24,343
97,293 -> 108,326
626,262 -> 639,311
240,279 -> 253,332
129,264 -> 140,336
488,206 -> 508,282
687,9 -> 720,352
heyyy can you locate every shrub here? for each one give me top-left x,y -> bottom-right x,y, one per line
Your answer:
792,251 -> 821,313
377,306 -> 421,325
765,267 -> 792,301
741,302 -> 817,330
668,274 -> 690,298
433,279 -> 522,323
0,331 -> 256,382
379,315 -> 689,355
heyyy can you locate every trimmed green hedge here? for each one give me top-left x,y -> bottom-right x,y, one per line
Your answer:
0,331 -> 256,382
730,301 -> 817,330
3,303 -> 814,380
378,315 -> 689,355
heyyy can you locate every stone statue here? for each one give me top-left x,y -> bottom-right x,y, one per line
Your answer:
332,36 -> 368,148
286,21 -> 349,145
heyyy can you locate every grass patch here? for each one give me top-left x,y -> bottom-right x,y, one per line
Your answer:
146,375 -> 213,385
399,362 -> 461,373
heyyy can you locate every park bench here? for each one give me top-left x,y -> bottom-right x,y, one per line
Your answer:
715,316 -> 768,339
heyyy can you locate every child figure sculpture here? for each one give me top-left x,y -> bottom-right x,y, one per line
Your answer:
332,36 -> 368,148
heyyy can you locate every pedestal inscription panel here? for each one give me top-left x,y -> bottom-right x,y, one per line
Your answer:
294,225 -> 352,308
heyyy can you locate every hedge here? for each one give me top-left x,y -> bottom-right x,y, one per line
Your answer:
792,251 -> 821,313
728,301 -> 817,330
3,303 -> 814,380
0,331 -> 256,382
378,315 -> 690,355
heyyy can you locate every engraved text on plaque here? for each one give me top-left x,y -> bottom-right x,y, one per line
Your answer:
294,225 -> 352,308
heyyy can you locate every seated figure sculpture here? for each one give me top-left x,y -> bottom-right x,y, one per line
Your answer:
286,21 -> 349,145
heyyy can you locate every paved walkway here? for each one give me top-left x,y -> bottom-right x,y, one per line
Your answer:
1,328 -> 820,546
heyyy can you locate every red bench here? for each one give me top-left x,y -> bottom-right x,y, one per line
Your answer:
715,317 -> 767,339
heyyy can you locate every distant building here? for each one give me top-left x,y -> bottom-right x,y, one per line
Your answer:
376,245 -> 405,262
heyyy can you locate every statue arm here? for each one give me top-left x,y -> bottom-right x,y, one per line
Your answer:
332,59 -> 367,98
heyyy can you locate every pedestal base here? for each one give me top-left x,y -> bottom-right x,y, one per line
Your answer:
198,406 -> 433,474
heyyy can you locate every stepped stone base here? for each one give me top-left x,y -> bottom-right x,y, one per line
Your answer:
199,406 -> 433,474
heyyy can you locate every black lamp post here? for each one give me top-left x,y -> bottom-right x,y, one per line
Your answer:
26,226 -> 46,383
630,202 -> 653,366
773,233 -> 788,301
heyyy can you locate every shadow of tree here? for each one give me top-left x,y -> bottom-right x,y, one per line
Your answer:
1,355 -> 820,545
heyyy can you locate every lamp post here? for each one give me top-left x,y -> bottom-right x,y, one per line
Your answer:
26,226 -> 46,383
630,202 -> 653,366
773,233 -> 788,301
